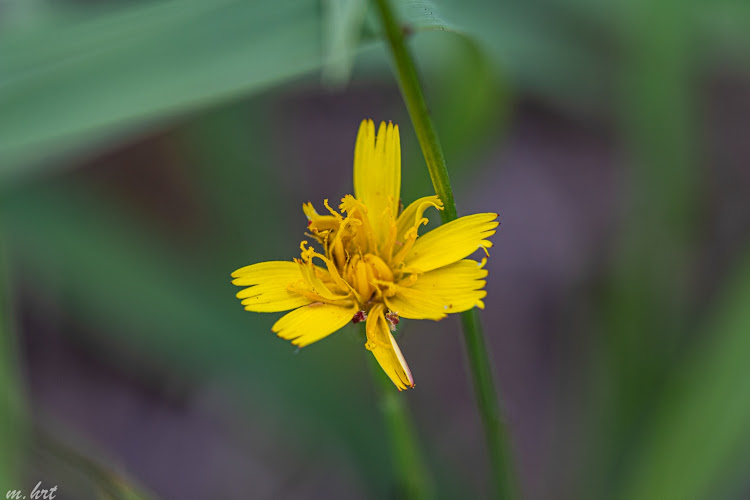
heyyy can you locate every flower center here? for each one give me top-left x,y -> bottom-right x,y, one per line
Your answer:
344,253 -> 394,306
298,193 -> 445,318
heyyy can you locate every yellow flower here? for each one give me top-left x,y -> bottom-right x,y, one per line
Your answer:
231,120 -> 498,390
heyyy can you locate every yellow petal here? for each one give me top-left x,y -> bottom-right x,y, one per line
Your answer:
403,213 -> 499,273
365,304 -> 414,390
407,259 -> 488,313
232,261 -> 312,312
273,301 -> 358,347
384,285 -> 447,320
353,119 -> 401,243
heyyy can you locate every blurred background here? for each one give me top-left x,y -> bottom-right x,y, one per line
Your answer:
1,0 -> 750,498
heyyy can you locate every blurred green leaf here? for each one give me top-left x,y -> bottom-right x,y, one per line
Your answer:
620,245 -> 750,500
322,0 -> 368,86
433,1 -> 612,114
414,31 -> 512,172
0,233 -> 26,490
0,0 -> 325,179
178,99 -> 285,257
0,0 -> 623,185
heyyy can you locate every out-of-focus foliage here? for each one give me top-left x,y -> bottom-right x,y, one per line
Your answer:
0,237 -> 25,490
1,0 -> 750,498
620,249 -> 750,500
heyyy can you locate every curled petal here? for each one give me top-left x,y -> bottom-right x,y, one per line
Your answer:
394,195 -> 443,243
365,304 -> 415,390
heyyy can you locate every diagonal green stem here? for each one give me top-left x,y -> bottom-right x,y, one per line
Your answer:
372,0 -> 457,223
373,0 -> 519,497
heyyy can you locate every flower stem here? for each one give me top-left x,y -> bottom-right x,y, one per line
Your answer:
372,0 -> 457,223
366,337 -> 433,499
372,0 -> 519,497
372,371 -> 433,500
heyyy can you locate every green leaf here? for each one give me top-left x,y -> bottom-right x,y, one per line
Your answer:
0,0 -> 324,179
321,0 -> 368,86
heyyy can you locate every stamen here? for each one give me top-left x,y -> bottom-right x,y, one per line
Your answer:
391,219 -> 425,264
323,199 -> 343,220
398,274 -> 418,287
364,253 -> 394,282
340,195 -> 377,253
371,278 -> 398,297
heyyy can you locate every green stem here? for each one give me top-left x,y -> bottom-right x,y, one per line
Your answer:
365,327 -> 433,499
373,0 -> 519,497
373,0 -> 456,223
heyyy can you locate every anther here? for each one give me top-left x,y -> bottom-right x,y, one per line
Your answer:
352,310 -> 367,324
385,311 -> 400,332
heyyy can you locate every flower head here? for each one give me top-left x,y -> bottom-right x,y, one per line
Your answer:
231,120 -> 498,390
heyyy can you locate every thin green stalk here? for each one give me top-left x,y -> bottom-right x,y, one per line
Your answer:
372,0 -> 519,497
365,326 -> 433,499
372,0 -> 457,223
33,424 -> 159,500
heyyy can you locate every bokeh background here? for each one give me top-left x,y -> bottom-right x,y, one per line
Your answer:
1,0 -> 750,498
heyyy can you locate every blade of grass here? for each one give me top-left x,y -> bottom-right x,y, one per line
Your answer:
32,423 -> 159,500
373,0 -> 519,497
